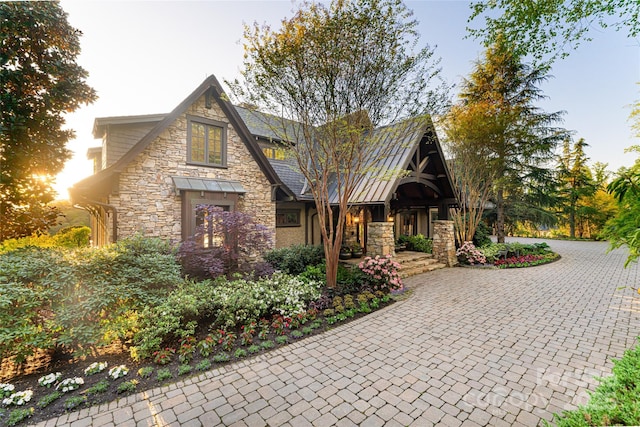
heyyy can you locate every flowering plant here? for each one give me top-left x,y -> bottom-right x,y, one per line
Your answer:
56,377 -> 84,393
178,336 -> 196,363
38,372 -> 62,388
2,389 -> 33,406
153,348 -> 175,365
0,383 -> 15,398
84,362 -> 108,376
108,365 -> 129,380
456,241 -> 487,265
358,255 -> 403,293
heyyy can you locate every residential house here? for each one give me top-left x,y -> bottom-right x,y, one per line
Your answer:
70,75 -> 457,259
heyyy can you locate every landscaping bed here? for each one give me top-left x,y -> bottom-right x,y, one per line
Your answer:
456,241 -> 560,268
0,291 -> 395,426
0,232 -> 403,426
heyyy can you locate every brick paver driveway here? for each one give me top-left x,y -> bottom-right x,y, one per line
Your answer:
36,239 -> 640,427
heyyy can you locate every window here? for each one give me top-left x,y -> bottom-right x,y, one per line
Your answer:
262,146 -> 286,160
187,116 -> 226,166
276,209 -> 301,227
182,191 -> 237,241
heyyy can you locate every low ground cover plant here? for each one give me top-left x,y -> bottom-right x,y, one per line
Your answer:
396,234 -> 433,253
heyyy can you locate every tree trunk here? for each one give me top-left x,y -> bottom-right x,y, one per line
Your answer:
569,198 -> 576,238
325,243 -> 339,289
496,187 -> 505,243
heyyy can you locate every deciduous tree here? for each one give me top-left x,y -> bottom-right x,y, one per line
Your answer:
229,0 -> 449,288
0,2 -> 97,241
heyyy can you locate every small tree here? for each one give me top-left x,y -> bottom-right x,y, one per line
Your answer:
442,102 -> 497,245
229,0 -> 449,289
177,206 -> 273,279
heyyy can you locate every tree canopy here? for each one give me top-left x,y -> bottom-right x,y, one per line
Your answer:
230,0 -> 449,289
452,37 -> 568,243
0,1 -> 97,241
468,0 -> 640,63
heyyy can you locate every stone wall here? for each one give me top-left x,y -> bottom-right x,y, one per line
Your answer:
105,94 -> 275,245
367,222 -> 395,258
433,220 -> 458,267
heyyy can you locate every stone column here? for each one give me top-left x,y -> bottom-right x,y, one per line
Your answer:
367,222 -> 395,258
433,220 -> 458,267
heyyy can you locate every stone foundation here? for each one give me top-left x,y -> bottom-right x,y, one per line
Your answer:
367,222 -> 395,258
433,220 -> 458,267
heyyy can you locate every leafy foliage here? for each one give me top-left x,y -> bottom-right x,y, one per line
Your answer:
552,339 -> 640,426
0,236 -> 182,362
131,273 -> 321,359
263,244 -> 324,275
0,2 -> 97,241
177,206 -> 272,280
604,147 -> 640,266
468,0 -> 640,64
396,234 -> 433,253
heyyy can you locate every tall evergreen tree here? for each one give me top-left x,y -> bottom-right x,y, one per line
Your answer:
457,37 -> 568,242
557,138 -> 596,238
0,2 -> 97,241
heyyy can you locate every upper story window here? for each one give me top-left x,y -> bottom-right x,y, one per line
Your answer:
262,146 -> 286,160
187,115 -> 227,167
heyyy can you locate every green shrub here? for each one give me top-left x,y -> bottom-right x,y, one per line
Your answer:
263,245 -> 324,275
552,340 -> 640,426
53,226 -> 91,248
131,273 -> 321,359
472,222 -> 492,247
397,234 -> 433,253
0,247 -> 73,362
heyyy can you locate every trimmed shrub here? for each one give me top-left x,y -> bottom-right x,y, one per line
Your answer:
472,221 -> 492,247
263,244 -> 324,275
397,234 -> 433,253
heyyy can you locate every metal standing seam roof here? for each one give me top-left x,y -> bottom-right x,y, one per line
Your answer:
171,176 -> 246,193
234,107 -> 435,205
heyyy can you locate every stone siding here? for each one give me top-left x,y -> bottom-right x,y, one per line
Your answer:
367,222 -> 395,257
106,94 -> 275,245
433,220 -> 457,267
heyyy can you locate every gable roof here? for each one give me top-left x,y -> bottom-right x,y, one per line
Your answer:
70,75 -> 294,201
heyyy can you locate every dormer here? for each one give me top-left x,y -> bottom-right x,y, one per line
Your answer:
92,114 -> 166,170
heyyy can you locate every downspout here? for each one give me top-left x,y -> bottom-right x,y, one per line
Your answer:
73,196 -> 118,243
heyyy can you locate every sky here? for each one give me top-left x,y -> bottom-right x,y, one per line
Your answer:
54,0 -> 640,199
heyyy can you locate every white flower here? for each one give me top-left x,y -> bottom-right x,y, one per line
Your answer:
56,377 -> 84,393
108,365 -> 129,380
0,383 -> 15,398
2,390 -> 33,406
38,372 -> 62,387
84,361 -> 108,376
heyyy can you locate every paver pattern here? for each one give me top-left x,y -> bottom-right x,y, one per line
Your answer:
33,239 -> 640,426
